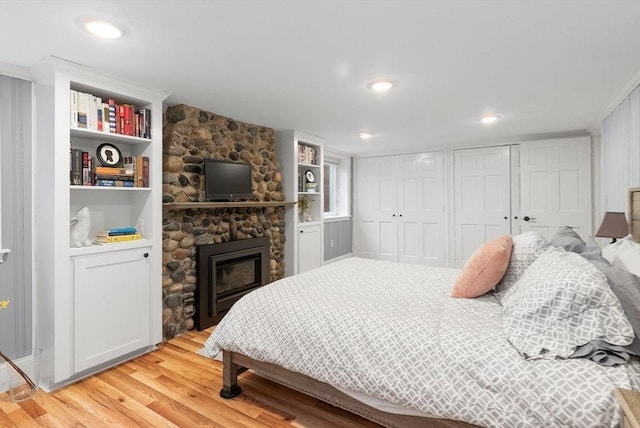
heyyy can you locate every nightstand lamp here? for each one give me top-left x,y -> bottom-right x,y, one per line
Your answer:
595,212 -> 629,243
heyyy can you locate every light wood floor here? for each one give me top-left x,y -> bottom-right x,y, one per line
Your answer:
0,328 -> 382,427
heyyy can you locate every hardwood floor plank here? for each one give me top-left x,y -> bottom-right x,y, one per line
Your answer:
0,328 -> 381,427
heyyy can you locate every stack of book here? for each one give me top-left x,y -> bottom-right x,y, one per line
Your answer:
305,182 -> 319,193
298,144 -> 319,165
95,166 -> 135,187
95,227 -> 142,244
70,90 -> 151,139
70,151 -> 149,187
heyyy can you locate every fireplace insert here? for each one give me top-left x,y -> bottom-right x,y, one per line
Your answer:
195,237 -> 270,330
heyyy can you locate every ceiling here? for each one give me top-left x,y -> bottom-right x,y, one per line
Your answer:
1,1 -> 640,155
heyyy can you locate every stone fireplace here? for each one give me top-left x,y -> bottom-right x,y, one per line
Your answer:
162,104 -> 287,340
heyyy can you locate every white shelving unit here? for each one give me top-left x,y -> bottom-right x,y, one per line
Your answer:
276,130 -> 324,276
31,57 -> 169,391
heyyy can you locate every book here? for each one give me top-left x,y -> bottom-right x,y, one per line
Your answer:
108,99 -> 117,133
135,156 -> 143,187
95,166 -> 134,175
70,148 -> 82,185
96,179 -> 135,187
95,174 -> 135,181
77,92 -> 88,128
82,151 -> 91,186
104,226 -> 138,234
70,89 -> 78,128
142,156 -> 149,187
94,233 -> 142,244
96,228 -> 138,237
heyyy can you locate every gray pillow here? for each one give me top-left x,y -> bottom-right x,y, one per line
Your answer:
502,247 -> 634,359
581,253 -> 640,355
550,226 -> 586,253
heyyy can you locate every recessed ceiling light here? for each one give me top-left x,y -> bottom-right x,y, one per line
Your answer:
358,132 -> 374,140
367,79 -> 396,92
481,115 -> 500,124
84,20 -> 122,39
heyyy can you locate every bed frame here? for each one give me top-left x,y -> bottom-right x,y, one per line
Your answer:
218,189 -> 640,428
220,350 -> 475,428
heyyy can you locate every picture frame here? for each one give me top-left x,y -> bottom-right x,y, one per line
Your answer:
96,143 -> 122,167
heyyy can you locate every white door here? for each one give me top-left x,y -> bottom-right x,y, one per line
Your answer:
519,137 -> 592,240
355,153 -> 447,266
397,152 -> 446,266
298,224 -> 322,273
454,146 -> 511,267
354,156 -> 398,262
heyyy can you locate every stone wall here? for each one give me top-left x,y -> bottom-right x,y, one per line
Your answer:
162,104 -> 286,340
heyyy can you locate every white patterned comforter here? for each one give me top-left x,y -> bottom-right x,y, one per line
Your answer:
203,257 -> 640,428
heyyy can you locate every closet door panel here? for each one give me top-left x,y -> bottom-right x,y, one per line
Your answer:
520,137 -> 591,240
398,152 -> 446,266
454,146 -> 511,267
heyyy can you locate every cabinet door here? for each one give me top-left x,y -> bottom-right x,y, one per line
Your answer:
72,248 -> 151,374
297,224 -> 322,273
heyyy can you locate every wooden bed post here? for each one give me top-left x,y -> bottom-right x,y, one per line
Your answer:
220,350 -> 242,399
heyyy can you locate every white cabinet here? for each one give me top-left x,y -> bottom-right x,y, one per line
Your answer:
354,152 -> 446,266
276,130 -> 325,276
30,57 -> 169,390
297,224 -> 322,273
72,248 -> 151,373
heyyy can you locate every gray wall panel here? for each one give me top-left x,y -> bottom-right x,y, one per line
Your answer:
324,218 -> 352,261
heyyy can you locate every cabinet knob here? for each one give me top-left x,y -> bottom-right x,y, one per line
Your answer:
392,214 -> 396,217
143,253 -> 149,258
300,230 -> 304,233
399,214 -> 403,217
504,216 -> 508,220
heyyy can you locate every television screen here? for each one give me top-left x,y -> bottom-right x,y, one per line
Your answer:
204,159 -> 253,200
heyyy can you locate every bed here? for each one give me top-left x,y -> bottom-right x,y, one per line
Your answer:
202,192 -> 640,428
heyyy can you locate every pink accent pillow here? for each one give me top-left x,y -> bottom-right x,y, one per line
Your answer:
451,236 -> 514,298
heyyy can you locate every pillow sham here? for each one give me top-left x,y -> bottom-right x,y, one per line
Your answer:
611,239 -> 640,277
451,235 -> 513,298
601,234 -> 632,263
502,247 -> 634,360
494,231 -> 551,301
550,226 -> 586,253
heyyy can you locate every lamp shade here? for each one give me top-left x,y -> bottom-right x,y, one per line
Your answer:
595,212 -> 629,239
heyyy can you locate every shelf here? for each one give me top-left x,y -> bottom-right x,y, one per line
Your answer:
69,239 -> 153,257
163,201 -> 297,210
298,221 -> 321,227
70,185 -> 151,191
298,162 -> 320,168
70,127 -> 151,144
298,191 -> 320,195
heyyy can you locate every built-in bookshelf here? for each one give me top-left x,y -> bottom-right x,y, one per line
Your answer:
31,56 -> 169,391
276,131 -> 324,276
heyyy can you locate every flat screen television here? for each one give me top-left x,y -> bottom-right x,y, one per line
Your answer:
204,159 -> 253,201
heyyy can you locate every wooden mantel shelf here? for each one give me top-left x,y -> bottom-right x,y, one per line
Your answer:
163,201 -> 297,210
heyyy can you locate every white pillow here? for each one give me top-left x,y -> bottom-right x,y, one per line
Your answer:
612,239 -> 640,277
602,234 -> 632,263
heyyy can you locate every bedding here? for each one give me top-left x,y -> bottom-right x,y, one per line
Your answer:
500,247 -> 634,359
203,257 -> 640,428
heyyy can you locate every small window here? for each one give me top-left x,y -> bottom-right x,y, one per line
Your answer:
323,153 -> 351,219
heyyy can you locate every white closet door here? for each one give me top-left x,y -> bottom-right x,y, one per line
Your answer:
454,146 -> 511,267
354,156 -> 398,261
397,152 -> 446,266
519,137 -> 592,240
